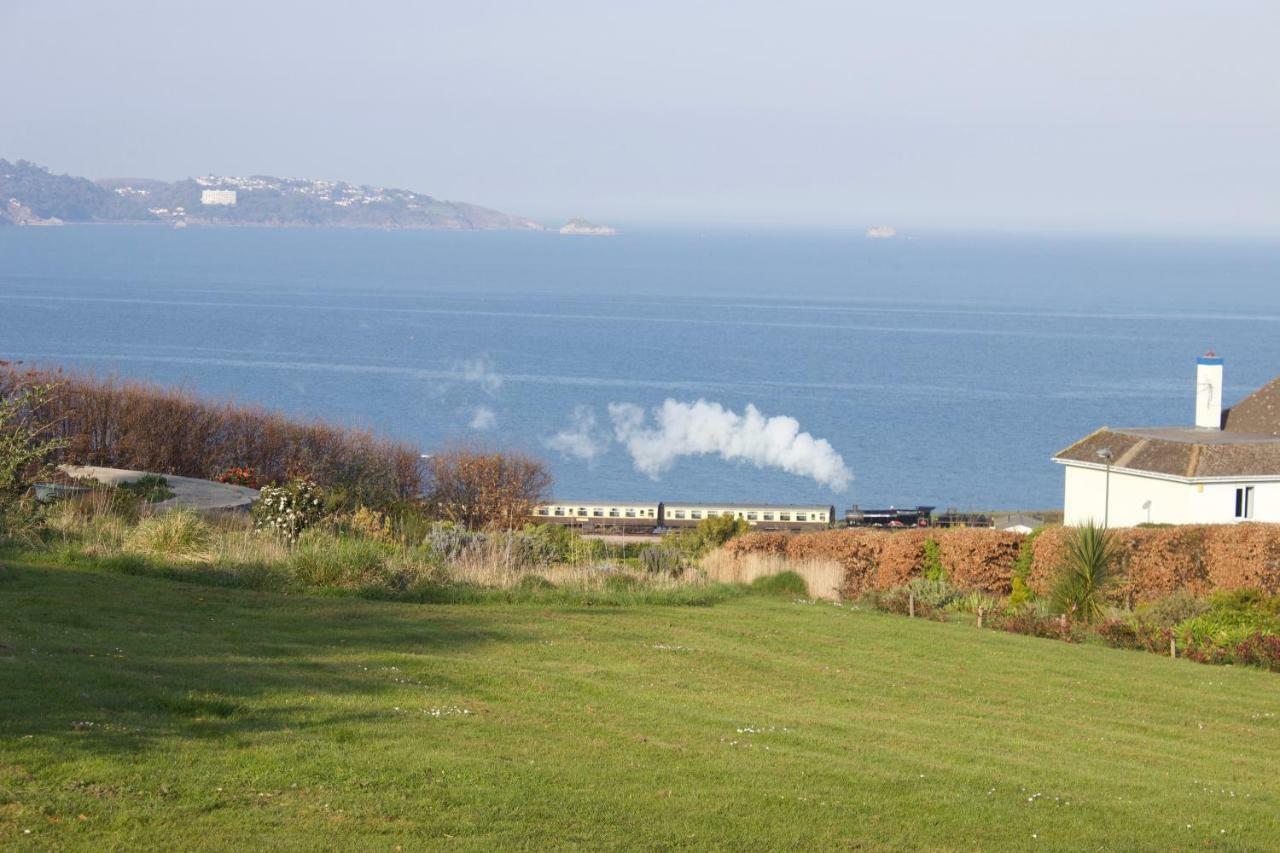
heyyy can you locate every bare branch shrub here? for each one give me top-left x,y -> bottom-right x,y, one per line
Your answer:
422,447 -> 552,530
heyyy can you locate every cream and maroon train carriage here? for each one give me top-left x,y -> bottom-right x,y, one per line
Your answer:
659,502 -> 835,533
530,500 -> 836,534
531,501 -> 661,534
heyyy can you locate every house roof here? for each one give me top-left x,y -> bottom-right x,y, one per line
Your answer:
1055,371 -> 1280,478
1054,426 -> 1280,478
1223,375 -> 1280,437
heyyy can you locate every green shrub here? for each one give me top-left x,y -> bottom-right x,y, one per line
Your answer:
906,576 -> 958,609
1007,527 -> 1043,607
922,538 -> 945,582
523,523 -> 576,563
1136,592 -> 1210,628
118,474 -> 175,504
1178,610 -> 1280,648
252,479 -> 326,544
124,510 -> 212,561
1208,589 -> 1280,615
0,381 -> 68,510
1008,575 -> 1032,609
750,571 -> 809,598
1050,522 -> 1115,623
947,590 -> 1001,615
697,514 -> 750,549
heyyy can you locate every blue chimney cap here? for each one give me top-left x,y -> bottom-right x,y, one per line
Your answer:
1197,354 -> 1224,366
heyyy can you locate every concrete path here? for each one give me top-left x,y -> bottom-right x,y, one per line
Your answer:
61,465 -> 259,512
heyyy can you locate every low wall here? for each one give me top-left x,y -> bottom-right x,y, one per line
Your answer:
723,524 -> 1280,601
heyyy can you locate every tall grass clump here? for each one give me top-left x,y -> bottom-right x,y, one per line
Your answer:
701,549 -> 844,601
1050,521 -> 1115,623
750,571 -> 810,598
290,531 -> 396,590
124,509 -> 213,561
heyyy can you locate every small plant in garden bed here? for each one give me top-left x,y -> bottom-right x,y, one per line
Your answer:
991,607 -> 1082,643
216,466 -> 260,488
1050,521 -> 1115,623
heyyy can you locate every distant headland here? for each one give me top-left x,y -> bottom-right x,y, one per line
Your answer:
0,159 -> 543,231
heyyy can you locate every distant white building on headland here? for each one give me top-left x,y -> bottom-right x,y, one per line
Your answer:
200,189 -> 237,206
1054,354 -> 1280,526
865,225 -> 896,239
559,218 -> 616,236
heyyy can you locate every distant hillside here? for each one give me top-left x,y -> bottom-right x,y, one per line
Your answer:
0,159 -> 543,231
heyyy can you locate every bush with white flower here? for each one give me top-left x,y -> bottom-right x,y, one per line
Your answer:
252,479 -> 325,544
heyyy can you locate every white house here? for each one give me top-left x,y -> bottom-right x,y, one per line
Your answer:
200,189 -> 237,206
1054,354 -> 1280,527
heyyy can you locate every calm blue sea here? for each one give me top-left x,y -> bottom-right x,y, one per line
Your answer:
2,225 -> 1279,511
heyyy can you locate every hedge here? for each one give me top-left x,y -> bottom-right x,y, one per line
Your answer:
726,524 -> 1280,600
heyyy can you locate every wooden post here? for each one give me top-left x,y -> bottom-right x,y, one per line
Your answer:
977,607 -> 984,629
1170,636 -> 1177,658
908,592 -> 915,618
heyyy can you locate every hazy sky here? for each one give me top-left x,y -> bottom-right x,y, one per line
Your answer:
4,1 -> 1278,234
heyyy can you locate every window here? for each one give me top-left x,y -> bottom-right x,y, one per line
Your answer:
593,508 -> 604,517
609,508 -> 620,517
779,513 -> 790,521
625,508 -> 636,518
1235,486 -> 1255,520
795,513 -> 807,522
554,507 -> 564,516
762,513 -> 774,521
691,511 -> 702,519
578,508 -> 587,517
674,510 -> 686,519
537,508 -> 548,515
746,512 -> 758,521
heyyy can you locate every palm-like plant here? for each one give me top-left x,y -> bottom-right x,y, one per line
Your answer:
1051,521 -> 1115,623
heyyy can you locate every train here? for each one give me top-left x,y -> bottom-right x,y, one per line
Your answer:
531,500 -> 837,534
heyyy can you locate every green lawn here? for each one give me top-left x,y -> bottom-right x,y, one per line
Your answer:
3,561 -> 1279,850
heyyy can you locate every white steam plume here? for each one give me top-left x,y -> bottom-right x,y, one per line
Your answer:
469,406 -> 497,431
453,356 -> 503,395
608,399 -> 853,492
546,405 -> 609,463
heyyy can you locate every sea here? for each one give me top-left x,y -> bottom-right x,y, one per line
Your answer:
2,225 -> 1279,512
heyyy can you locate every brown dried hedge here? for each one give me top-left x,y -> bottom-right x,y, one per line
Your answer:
873,529 -> 928,589
730,523 -> 1280,600
2,362 -> 424,506
1204,525 -> 1280,594
936,529 -> 1023,593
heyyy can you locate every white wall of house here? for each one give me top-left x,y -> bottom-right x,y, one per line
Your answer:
1061,463 -> 1280,526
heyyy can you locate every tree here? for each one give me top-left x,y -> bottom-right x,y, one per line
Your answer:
423,449 -> 551,530
1050,521 -> 1116,623
0,381 -> 67,508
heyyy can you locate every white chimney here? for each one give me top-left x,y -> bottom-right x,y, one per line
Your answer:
1195,352 -> 1223,430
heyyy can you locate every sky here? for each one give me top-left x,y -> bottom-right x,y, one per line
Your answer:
3,1 -> 1278,234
